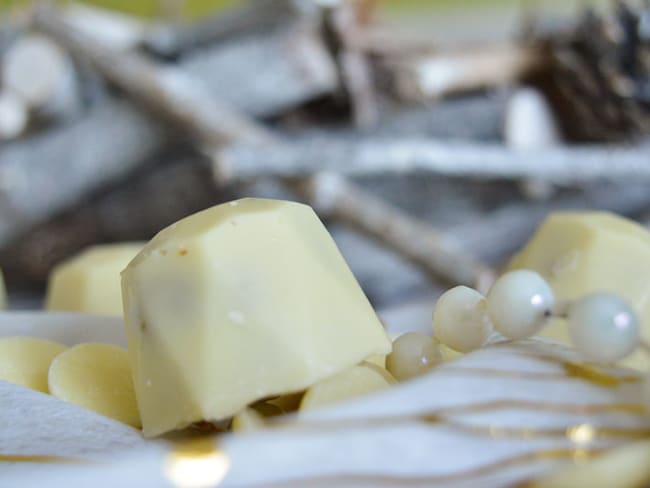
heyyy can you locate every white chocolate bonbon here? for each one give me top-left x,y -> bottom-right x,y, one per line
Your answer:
121,199 -> 391,436
46,243 -> 143,316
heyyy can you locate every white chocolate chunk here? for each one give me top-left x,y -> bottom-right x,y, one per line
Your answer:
121,198 -> 391,437
509,211 -> 650,369
0,337 -> 66,392
300,362 -> 395,411
48,343 -> 141,427
0,268 -> 6,310
46,243 -> 143,316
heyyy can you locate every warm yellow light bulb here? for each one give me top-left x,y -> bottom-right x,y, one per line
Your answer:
567,423 -> 596,446
164,439 -> 229,488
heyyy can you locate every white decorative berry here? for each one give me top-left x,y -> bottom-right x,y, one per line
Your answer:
433,286 -> 493,352
486,270 -> 555,340
567,293 -> 640,363
386,333 -> 443,382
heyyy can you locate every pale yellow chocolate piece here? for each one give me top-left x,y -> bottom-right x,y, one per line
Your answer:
0,268 -> 6,310
48,343 -> 141,427
0,337 -> 66,392
300,362 -> 395,411
509,211 -> 650,369
231,408 -> 265,433
121,198 -> 391,437
528,440 -> 650,488
46,243 -> 143,316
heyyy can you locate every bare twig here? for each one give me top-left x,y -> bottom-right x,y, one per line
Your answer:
291,173 -> 494,287
217,136 -> 650,185
321,1 -> 378,127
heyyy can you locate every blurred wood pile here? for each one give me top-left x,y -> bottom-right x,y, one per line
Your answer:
1,0 -> 650,308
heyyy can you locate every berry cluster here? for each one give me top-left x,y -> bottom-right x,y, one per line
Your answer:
434,270 -> 640,362
432,269 -> 650,412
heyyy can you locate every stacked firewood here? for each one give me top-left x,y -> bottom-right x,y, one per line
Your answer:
1,0 -> 649,308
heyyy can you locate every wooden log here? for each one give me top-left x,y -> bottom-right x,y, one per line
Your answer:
1,34 -> 81,121
178,20 -> 338,118
217,136 -> 650,185
0,100 -> 167,249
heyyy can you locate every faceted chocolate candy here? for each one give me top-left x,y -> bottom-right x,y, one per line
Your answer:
121,199 -> 391,437
46,243 -> 143,316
